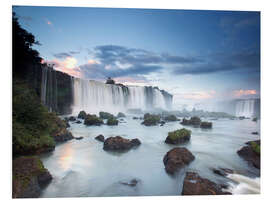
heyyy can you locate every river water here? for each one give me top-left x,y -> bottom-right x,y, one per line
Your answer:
40,116 -> 260,197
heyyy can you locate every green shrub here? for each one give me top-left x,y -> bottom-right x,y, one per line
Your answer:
107,118 -> 119,126
250,141 -> 260,155
99,111 -> 115,119
84,114 -> 104,126
168,128 -> 191,140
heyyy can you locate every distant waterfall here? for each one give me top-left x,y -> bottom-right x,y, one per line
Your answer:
235,99 -> 256,117
72,78 -> 172,114
41,66 -> 58,112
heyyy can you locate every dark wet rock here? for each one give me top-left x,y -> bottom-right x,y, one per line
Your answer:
95,134 -> 105,142
84,114 -> 104,126
182,172 -> 231,195
141,113 -> 161,126
63,119 -> 70,128
212,168 -> 233,177
117,112 -> 126,118
120,179 -> 139,187
165,128 -> 191,145
251,132 -> 259,135
239,116 -> 245,120
99,111 -> 115,119
103,136 -> 141,151
133,117 -> 139,120
75,136 -> 83,140
78,111 -> 87,119
164,115 -> 177,122
181,117 -> 201,126
107,117 -> 119,126
68,116 -> 76,121
12,156 -> 52,198
252,117 -> 258,122
163,147 -> 195,175
237,140 -> 260,169
75,120 -> 82,124
200,121 -> 212,129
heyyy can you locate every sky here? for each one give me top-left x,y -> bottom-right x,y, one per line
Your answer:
13,6 -> 260,110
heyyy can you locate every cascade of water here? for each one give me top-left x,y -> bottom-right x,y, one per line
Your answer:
235,99 -> 256,117
72,78 -> 172,114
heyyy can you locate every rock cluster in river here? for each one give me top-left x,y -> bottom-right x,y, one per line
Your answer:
180,117 -> 212,129
141,113 -> 161,126
163,147 -> 195,174
181,172 -> 231,195
103,136 -> 141,151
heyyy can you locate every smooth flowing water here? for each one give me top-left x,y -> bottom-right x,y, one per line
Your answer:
40,116 -> 260,197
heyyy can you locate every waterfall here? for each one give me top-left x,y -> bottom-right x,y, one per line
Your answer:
72,78 -> 172,114
41,66 -> 58,112
235,99 -> 256,117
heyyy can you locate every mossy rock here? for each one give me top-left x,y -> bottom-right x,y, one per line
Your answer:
12,156 -> 52,198
200,121 -> 212,129
250,141 -> 260,155
117,112 -> 126,118
107,118 -> 119,126
84,114 -> 104,126
165,128 -> 191,144
78,111 -> 87,119
99,111 -> 115,119
164,115 -> 177,122
142,113 -> 161,126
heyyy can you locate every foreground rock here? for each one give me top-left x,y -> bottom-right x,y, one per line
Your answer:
212,168 -> 233,177
141,113 -> 161,126
237,140 -> 260,169
95,134 -> 105,142
165,128 -> 191,144
84,114 -> 104,126
13,156 -> 52,198
163,147 -> 195,174
103,136 -> 141,151
182,172 -> 231,195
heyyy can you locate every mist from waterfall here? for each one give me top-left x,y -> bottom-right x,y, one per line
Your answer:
72,78 -> 171,114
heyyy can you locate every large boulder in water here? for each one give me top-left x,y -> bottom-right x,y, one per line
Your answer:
52,128 -> 74,142
99,111 -> 115,119
181,117 -> 201,126
68,116 -> 76,121
163,147 -> 195,174
200,121 -> 212,129
237,140 -> 260,169
117,112 -> 126,118
107,117 -> 119,126
141,113 -> 161,126
95,134 -> 105,142
78,111 -> 87,119
182,172 -> 231,195
12,156 -> 52,198
165,128 -> 191,144
164,115 -> 177,122
84,114 -> 104,126
103,136 -> 141,151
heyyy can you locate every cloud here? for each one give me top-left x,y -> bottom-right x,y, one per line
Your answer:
46,57 -> 81,77
233,89 -> 257,97
173,50 -> 260,75
53,51 -> 81,59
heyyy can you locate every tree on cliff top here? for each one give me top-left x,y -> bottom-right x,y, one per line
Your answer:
12,12 -> 42,79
